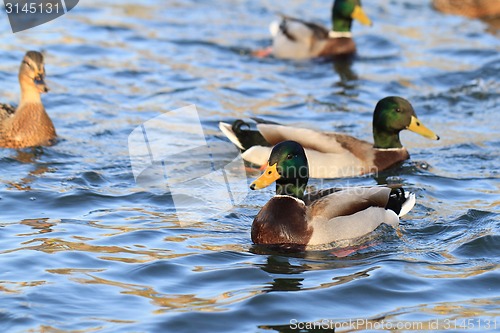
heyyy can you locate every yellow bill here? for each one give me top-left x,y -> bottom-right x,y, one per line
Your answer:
407,116 -> 440,140
250,163 -> 280,190
351,5 -> 372,26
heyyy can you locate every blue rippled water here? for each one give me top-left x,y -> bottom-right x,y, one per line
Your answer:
0,1 -> 499,332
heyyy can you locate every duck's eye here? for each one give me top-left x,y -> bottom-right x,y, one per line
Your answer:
286,154 -> 293,160
23,61 -> 33,69
395,108 -> 401,113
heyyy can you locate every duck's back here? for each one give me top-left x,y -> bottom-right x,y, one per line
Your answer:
433,0 -> 500,18
0,104 -> 15,122
0,103 -> 56,148
271,17 -> 329,59
306,187 -> 400,245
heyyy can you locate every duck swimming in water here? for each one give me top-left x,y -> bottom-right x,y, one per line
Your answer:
255,0 -> 372,59
220,96 -> 440,179
0,51 -> 56,149
249,140 -> 415,247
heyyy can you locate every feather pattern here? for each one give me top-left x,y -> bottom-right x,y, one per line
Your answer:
261,0 -> 373,59
270,17 -> 331,59
0,103 -> 56,148
0,51 -> 56,148
253,185 -> 414,247
249,141 -> 416,248
219,97 -> 439,179
0,103 -> 16,117
232,123 -> 408,178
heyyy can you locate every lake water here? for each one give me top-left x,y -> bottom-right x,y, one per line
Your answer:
0,1 -> 499,332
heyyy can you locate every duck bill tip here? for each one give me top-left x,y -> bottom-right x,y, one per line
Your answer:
250,163 -> 280,190
352,6 -> 372,26
407,116 -> 439,141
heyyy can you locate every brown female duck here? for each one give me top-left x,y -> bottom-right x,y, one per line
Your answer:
433,0 -> 500,18
0,51 -> 56,148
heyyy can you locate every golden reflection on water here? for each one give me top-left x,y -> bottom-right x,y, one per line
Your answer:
0,280 -> 47,294
61,272 -> 263,313
264,297 -> 499,332
28,325 -> 103,333
416,263 -> 499,279
20,218 -> 56,235
188,243 -> 247,253
7,237 -> 188,263
372,298 -> 500,332
0,1 -> 497,331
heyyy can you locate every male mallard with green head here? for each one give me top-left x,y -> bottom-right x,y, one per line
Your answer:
250,140 -> 415,247
0,51 -> 56,149
220,96 -> 440,178
255,0 -> 372,59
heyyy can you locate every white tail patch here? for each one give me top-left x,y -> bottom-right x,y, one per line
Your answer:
241,146 -> 271,166
399,192 -> 416,217
269,21 -> 280,37
219,122 -> 244,150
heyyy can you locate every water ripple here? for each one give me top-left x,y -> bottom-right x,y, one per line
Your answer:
0,0 -> 499,332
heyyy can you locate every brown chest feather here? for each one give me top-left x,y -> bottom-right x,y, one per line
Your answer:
252,197 -> 312,245
373,149 -> 410,172
319,38 -> 356,57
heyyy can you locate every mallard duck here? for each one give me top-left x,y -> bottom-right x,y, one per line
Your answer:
254,0 -> 372,59
249,140 -> 415,247
0,51 -> 56,149
433,0 -> 500,18
219,96 -> 440,179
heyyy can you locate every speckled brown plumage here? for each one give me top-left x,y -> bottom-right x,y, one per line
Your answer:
0,103 -> 56,148
0,51 -> 56,149
433,0 -> 500,18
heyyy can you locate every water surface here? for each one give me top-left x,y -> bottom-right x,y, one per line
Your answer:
0,1 -> 499,332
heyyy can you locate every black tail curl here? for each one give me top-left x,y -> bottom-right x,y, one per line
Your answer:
385,188 -> 407,215
230,119 -> 270,151
231,119 -> 251,134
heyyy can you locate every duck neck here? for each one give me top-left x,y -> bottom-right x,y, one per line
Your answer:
373,128 -> 403,149
276,178 -> 307,200
19,75 -> 42,106
332,16 -> 352,33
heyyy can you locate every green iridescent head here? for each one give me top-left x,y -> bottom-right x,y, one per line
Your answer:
332,0 -> 372,32
372,96 -> 440,149
250,141 -> 309,199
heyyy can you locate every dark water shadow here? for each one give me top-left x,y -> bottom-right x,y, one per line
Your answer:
2,147 -> 52,191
